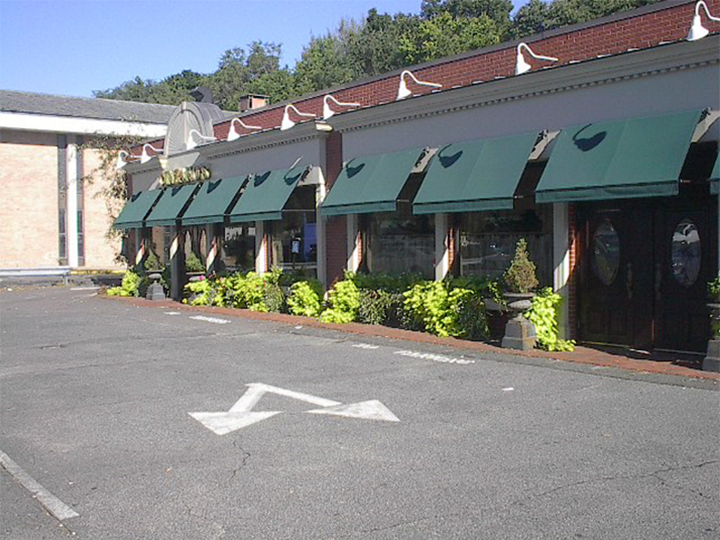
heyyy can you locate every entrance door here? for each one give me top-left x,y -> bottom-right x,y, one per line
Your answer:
577,202 -> 654,349
578,194 -> 716,353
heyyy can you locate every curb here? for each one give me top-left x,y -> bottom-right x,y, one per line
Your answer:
102,295 -> 720,382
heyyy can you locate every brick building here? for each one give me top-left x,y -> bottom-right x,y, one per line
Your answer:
119,0 -> 719,354
0,90 -> 176,274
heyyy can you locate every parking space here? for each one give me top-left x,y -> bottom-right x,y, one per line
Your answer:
1,288 -> 718,539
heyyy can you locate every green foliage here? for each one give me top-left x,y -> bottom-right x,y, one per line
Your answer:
358,290 -> 399,326
320,273 -> 361,324
708,276 -> 720,303
185,252 -> 205,273
184,277 -> 215,306
503,238 -> 538,294
403,281 -> 487,338
182,269 -> 287,312
524,287 -> 575,351
287,280 -> 324,317
400,11 -> 502,64
160,166 -> 211,187
351,272 -> 423,293
107,270 -> 147,297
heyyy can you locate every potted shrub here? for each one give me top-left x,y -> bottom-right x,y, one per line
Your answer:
703,276 -> 720,372
500,238 -> 539,350
503,238 -> 539,313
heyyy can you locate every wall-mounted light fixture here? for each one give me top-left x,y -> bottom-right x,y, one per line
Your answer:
687,0 -> 720,41
140,144 -> 163,164
396,70 -> 442,100
186,129 -> 217,150
281,104 -> 315,131
115,150 -> 134,170
227,118 -> 262,141
322,94 -> 361,120
515,43 -> 558,75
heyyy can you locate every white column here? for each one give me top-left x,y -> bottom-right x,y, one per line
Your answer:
315,174 -> 327,287
434,213 -> 450,281
553,202 -> 571,339
66,136 -> 79,268
204,224 -> 216,272
346,214 -> 361,272
255,221 -> 267,275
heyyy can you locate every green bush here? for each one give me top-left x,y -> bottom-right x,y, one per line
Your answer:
185,252 -> 205,273
184,277 -> 214,306
524,287 -> 575,351
287,280 -> 324,317
320,273 -> 361,324
262,268 -> 286,313
402,281 -> 488,339
503,238 -> 538,293
358,289 -> 396,326
107,270 -> 147,297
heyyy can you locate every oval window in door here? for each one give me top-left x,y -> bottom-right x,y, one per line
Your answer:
671,219 -> 701,288
592,220 -> 620,286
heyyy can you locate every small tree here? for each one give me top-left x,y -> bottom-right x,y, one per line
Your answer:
503,238 -> 538,293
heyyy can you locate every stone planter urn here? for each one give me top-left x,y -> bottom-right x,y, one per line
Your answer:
501,292 -> 536,351
703,302 -> 720,372
145,273 -> 165,301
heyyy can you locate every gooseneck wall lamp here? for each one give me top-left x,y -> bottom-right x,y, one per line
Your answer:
281,104 -> 315,131
396,70 -> 442,100
322,94 -> 361,120
116,144 -> 164,169
186,129 -> 217,150
687,0 -> 720,41
515,43 -> 559,75
227,118 -> 262,141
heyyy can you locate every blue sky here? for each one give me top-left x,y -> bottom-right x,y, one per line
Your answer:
0,0 -> 528,98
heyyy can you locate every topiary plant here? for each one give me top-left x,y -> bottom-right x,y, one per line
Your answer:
185,252 -> 205,273
503,238 -> 538,294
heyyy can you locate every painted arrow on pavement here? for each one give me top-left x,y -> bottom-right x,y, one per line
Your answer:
189,383 -> 399,435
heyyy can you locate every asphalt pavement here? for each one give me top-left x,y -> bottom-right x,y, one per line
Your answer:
1,287 -> 718,539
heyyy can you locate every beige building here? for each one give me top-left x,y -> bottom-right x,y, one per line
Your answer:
0,91 -> 175,274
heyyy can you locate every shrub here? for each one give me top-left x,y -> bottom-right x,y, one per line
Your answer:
503,238 -> 538,294
185,252 -> 205,273
287,280 -> 324,317
184,276 -> 214,306
524,287 -> 575,351
107,270 -> 147,297
358,289 -> 396,326
320,273 -> 361,323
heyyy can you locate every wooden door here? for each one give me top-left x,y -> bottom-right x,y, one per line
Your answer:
577,201 -> 654,349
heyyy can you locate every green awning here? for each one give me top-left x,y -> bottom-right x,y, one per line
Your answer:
413,133 -> 539,215
710,154 -> 719,195
113,190 -> 163,230
321,148 -> 424,217
228,165 -> 307,223
535,109 -> 703,203
180,176 -> 247,226
144,184 -> 199,227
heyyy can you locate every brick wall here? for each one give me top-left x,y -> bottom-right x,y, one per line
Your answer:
0,131 -> 59,268
81,149 -> 123,269
324,131 -> 347,285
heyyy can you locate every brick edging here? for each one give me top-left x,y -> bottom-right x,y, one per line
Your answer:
101,295 -> 719,381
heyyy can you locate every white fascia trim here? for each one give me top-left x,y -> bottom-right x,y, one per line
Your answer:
0,112 -> 167,137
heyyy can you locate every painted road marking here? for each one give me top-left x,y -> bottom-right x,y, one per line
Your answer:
0,450 -> 79,521
189,315 -> 230,325
394,350 -> 475,365
352,343 -> 379,350
164,311 -> 181,315
190,383 -> 399,435
70,286 -> 99,291
307,400 -> 399,422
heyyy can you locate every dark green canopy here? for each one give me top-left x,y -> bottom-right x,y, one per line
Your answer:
144,184 -> 199,227
229,165 -> 307,223
113,190 -> 163,230
180,176 -> 247,226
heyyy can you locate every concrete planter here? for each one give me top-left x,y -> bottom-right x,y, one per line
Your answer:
703,303 -> 720,372
501,292 -> 536,351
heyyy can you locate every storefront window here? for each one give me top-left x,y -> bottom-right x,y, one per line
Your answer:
365,205 -> 435,279
223,225 -> 256,271
671,219 -> 701,288
270,186 -> 317,276
459,207 -> 552,286
592,220 -> 620,286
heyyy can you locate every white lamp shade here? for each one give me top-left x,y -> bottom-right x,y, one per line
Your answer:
687,14 -> 710,40
323,101 -> 335,120
280,110 -> 295,131
115,151 -> 128,170
227,125 -> 240,141
397,78 -> 412,100
515,52 -> 532,75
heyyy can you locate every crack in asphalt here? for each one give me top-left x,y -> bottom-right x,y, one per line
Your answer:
514,459 -> 720,504
228,440 -> 251,483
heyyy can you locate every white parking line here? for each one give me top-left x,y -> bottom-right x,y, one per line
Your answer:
352,343 -> 379,350
164,311 -> 181,316
394,350 -> 475,365
70,286 -> 99,291
0,450 -> 79,521
189,315 -> 231,325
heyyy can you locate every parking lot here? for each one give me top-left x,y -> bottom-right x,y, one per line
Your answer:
1,287 -> 718,539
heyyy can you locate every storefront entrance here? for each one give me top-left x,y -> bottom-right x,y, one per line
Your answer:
577,191 -> 717,353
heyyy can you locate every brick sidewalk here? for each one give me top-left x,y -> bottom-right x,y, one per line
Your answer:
105,295 -> 720,382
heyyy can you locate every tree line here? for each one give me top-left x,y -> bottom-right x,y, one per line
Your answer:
95,0 -> 658,111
